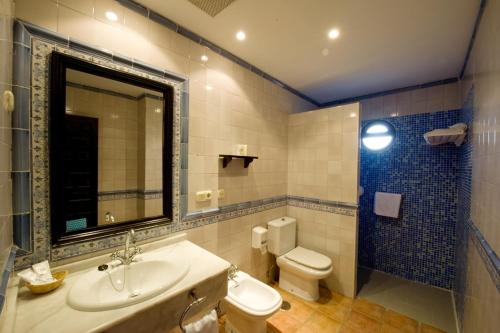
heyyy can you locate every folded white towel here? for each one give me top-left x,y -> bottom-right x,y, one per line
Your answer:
374,192 -> 402,218
184,309 -> 218,333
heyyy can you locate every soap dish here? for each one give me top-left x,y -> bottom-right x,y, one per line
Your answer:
26,270 -> 69,294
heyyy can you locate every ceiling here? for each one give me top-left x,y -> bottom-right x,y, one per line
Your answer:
137,0 -> 479,104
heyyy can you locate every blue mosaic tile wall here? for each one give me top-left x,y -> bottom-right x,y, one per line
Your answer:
359,110 -> 462,289
453,89 -> 474,331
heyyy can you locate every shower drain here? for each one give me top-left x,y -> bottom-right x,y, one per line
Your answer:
281,301 -> 291,310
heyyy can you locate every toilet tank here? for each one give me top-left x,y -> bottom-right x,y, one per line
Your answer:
267,217 -> 296,256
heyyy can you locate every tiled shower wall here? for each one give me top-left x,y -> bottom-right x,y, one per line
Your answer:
454,0 -> 500,331
359,110 -> 460,289
0,0 -> 14,315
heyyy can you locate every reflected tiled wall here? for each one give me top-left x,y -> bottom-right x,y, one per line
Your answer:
288,103 -> 360,203
67,86 -> 165,224
456,0 -> 500,331
0,0 -> 14,315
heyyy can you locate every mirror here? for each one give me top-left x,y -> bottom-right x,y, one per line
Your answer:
50,53 -> 173,246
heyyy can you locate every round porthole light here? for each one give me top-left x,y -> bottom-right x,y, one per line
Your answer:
361,121 -> 395,151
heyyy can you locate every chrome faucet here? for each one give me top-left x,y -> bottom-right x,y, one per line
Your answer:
228,264 -> 239,286
110,229 -> 142,265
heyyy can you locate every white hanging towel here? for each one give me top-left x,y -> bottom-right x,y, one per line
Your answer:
184,309 -> 218,333
374,192 -> 402,218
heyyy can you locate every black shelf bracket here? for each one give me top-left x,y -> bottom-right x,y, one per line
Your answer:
219,154 -> 258,168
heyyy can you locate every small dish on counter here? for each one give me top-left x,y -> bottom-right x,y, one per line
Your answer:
25,270 -> 68,294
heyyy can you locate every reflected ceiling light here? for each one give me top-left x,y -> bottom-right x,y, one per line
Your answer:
236,31 -> 246,41
154,108 -> 162,113
105,11 -> 118,22
200,54 -> 208,62
328,28 -> 340,40
205,85 -> 213,91
349,112 -> 357,118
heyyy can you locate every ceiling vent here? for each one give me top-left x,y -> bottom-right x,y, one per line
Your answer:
187,0 -> 236,17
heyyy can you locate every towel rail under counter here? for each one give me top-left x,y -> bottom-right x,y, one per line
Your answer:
179,289 -> 221,332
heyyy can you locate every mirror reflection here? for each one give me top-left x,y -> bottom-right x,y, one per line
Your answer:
62,69 -> 164,231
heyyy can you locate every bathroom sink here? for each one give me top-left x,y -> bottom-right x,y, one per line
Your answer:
67,255 -> 189,311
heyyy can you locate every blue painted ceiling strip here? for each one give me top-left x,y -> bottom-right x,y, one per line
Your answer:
459,0 -> 488,79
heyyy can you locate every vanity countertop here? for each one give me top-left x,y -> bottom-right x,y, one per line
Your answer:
10,236 -> 230,333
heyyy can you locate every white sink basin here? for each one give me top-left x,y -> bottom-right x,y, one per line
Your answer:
67,253 -> 189,311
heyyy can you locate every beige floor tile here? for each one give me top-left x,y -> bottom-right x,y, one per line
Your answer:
267,310 -> 302,333
296,312 -> 342,333
352,298 -> 386,320
380,323 -> 408,333
343,311 -> 382,333
420,323 -> 447,333
382,310 -> 419,333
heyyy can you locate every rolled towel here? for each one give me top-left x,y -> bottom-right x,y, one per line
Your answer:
184,309 -> 218,333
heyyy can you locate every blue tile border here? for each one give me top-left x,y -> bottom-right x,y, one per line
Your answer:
97,189 -> 163,201
467,219 -> 500,292
0,247 -> 17,314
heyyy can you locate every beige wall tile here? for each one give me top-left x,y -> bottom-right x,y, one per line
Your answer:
360,82 -> 462,121
287,205 -> 358,298
288,103 -> 359,204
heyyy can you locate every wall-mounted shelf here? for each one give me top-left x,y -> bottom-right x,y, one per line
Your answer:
219,154 -> 258,168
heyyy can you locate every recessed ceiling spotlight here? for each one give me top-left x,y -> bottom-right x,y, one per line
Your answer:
328,28 -> 340,40
105,11 -> 118,22
200,54 -> 208,62
205,85 -> 213,91
236,31 -> 246,41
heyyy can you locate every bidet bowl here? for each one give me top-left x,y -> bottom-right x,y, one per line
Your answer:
224,271 -> 282,333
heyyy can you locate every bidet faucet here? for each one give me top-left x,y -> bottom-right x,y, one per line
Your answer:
110,229 -> 142,265
228,264 -> 239,286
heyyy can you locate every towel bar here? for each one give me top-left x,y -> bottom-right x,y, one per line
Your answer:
179,289 -> 208,333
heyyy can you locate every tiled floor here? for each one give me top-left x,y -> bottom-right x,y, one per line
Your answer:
357,267 -> 457,333
265,284 -> 449,333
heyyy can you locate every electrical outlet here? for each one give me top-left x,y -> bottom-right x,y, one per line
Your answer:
196,190 -> 212,202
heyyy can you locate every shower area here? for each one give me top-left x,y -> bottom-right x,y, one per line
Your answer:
356,85 -> 472,333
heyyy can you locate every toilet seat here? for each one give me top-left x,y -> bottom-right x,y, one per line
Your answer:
277,246 -> 333,280
285,246 -> 332,270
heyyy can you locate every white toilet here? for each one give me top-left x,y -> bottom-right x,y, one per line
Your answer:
267,216 -> 333,301
224,271 -> 282,333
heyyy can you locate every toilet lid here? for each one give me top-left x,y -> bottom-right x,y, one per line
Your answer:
285,246 -> 331,270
